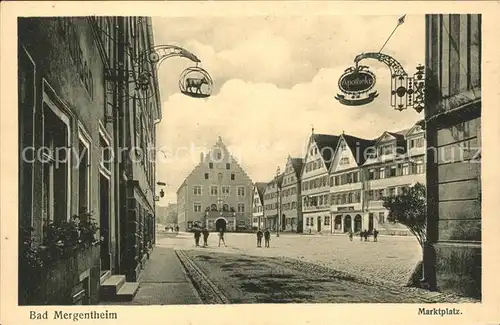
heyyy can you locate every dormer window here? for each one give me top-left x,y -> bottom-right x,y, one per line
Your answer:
380,144 -> 393,156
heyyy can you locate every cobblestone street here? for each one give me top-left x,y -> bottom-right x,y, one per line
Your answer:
157,231 -> 422,286
151,231 -> 478,304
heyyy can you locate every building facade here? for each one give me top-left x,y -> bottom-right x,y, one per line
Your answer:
251,183 -> 266,230
263,174 -> 284,231
176,137 -> 254,232
424,14 -> 481,299
281,156 -> 303,232
360,126 -> 426,235
301,133 -> 340,234
327,125 -> 426,235
328,134 -> 374,233
18,16 -> 161,305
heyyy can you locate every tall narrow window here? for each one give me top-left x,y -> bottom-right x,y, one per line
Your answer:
42,101 -> 70,230
78,129 -> 91,214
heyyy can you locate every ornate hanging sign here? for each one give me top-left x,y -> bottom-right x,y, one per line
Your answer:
335,66 -> 379,106
335,52 -> 425,112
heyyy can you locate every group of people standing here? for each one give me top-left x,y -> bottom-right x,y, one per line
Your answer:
256,229 -> 271,248
347,229 -> 379,242
193,228 -> 227,247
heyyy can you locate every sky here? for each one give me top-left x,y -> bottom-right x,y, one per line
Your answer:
151,14 -> 426,205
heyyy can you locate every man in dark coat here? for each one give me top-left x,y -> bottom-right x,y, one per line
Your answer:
363,229 -> 369,241
193,227 -> 201,247
373,229 -> 379,242
202,228 -> 210,246
218,229 -> 227,247
264,229 -> 271,248
256,229 -> 263,247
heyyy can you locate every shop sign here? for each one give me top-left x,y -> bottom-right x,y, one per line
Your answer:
335,66 -> 379,106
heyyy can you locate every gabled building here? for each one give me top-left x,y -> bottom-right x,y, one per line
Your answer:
281,156 -> 304,232
176,137 -> 253,232
360,123 -> 426,235
251,182 -> 267,230
301,132 -> 340,234
329,133 -> 375,233
263,174 -> 284,231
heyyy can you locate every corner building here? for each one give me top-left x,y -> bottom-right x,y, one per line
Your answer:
177,137 -> 254,231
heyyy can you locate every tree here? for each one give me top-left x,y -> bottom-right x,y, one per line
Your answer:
383,182 -> 427,284
382,182 -> 427,250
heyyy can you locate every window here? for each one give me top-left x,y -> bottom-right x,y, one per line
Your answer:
389,165 -> 397,177
100,135 -> 111,172
378,212 -> 385,223
347,193 -> 353,203
204,173 -> 209,180
388,187 -> 396,196
382,145 -> 393,155
368,169 -> 375,180
222,186 -> 230,195
210,186 -> 218,196
292,201 -> 296,209
42,101 -> 71,229
231,173 -> 235,180
402,163 -> 409,175
306,218 -> 310,226
368,190 -> 374,201
324,216 -> 331,225
379,168 -> 385,179
238,203 -> 245,213
209,162 -> 213,169
377,189 -> 384,200
416,161 -> 424,174
355,191 -> 361,203
310,217 -> 314,226
226,163 -> 230,170
193,185 -> 202,195
346,173 -> 353,183
237,186 -> 245,197
78,129 -> 91,214
353,172 -> 359,183
216,151 -> 222,159
193,203 -> 202,212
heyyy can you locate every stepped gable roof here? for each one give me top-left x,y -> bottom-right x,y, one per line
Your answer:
341,134 -> 376,166
312,134 -> 340,169
290,158 -> 304,178
254,182 -> 267,202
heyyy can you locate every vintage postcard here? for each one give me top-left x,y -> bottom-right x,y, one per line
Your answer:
1,1 -> 500,325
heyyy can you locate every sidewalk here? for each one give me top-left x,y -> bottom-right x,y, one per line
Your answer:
128,246 -> 203,305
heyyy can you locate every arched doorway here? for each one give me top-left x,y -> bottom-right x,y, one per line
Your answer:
215,217 -> 227,232
335,215 -> 342,232
354,215 -> 362,232
344,215 -> 352,232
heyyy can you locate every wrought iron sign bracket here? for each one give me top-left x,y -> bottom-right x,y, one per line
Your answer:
336,52 -> 425,113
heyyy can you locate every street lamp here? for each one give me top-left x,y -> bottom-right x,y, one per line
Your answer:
276,166 -> 280,238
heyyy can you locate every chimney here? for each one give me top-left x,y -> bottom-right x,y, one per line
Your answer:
200,153 -> 204,163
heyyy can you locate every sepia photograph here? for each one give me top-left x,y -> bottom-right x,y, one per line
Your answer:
2,2 -> 499,324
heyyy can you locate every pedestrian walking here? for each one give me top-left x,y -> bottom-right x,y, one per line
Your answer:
202,228 -> 210,246
175,225 -> 179,233
193,228 -> 201,247
218,229 -> 227,247
373,229 -> 379,242
363,229 -> 368,241
360,230 -> 364,241
256,229 -> 263,247
348,230 -> 353,241
264,229 -> 271,248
